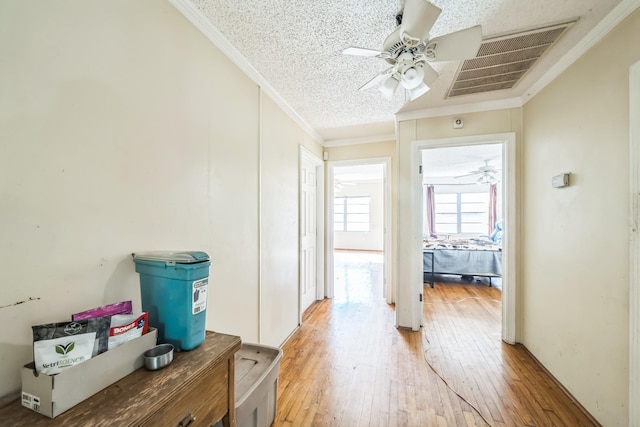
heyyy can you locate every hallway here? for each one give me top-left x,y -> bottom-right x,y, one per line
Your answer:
275,251 -> 597,426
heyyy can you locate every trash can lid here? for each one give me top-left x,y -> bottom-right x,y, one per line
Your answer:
132,251 -> 210,264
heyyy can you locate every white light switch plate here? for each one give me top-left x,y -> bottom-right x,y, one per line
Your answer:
552,173 -> 570,188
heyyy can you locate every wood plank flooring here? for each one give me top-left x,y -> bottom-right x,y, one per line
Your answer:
275,252 -> 598,426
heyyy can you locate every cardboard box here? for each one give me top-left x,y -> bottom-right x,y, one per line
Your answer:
21,328 -> 157,418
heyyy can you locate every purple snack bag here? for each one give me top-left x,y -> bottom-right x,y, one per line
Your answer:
72,301 -> 133,321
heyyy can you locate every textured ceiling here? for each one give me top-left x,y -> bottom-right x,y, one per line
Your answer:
189,0 -> 624,142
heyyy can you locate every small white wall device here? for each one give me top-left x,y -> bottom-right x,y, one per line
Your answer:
453,118 -> 463,129
551,173 -> 570,188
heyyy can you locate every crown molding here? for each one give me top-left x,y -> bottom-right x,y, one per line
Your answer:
167,0 -> 324,144
323,133 -> 397,147
395,97 -> 524,122
523,0 -> 640,104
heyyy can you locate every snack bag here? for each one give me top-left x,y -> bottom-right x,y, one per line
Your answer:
32,321 -> 98,375
108,313 -> 149,350
72,301 -> 132,321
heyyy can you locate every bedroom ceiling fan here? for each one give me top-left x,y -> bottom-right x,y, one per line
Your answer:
342,0 -> 482,101
455,160 -> 500,184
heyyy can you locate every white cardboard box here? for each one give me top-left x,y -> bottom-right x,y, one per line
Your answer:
21,328 -> 157,418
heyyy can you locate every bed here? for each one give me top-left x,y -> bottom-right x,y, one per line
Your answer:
423,241 -> 502,287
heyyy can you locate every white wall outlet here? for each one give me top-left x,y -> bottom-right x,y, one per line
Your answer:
453,118 -> 463,129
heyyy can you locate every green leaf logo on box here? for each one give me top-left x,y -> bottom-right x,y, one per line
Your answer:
55,342 -> 75,355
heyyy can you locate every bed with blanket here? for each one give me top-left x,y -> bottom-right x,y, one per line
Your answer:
423,239 -> 502,287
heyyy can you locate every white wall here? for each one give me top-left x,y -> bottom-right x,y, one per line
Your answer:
519,9 -> 640,426
0,0 -> 322,400
259,95 -> 315,346
334,181 -> 384,251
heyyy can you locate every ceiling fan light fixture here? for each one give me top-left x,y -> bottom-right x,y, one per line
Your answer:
401,66 -> 424,89
477,174 -> 497,185
342,0 -> 482,103
379,75 -> 400,100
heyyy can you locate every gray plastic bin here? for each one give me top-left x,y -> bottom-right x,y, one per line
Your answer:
214,343 -> 283,427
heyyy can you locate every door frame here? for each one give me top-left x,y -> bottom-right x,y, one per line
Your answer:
411,133 -> 517,343
299,146 -> 324,324
326,157 -> 393,303
629,60 -> 639,426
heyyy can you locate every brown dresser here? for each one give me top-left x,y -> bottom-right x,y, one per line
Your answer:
0,331 -> 241,427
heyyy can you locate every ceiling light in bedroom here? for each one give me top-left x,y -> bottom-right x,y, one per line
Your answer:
477,174 -> 497,185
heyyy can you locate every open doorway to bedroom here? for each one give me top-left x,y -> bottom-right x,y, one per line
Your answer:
409,132 -> 516,342
421,143 -> 504,291
420,142 -> 504,358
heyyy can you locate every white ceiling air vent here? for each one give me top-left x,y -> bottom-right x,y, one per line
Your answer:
447,20 -> 577,98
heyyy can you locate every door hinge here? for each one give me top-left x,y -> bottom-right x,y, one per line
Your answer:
419,165 -> 423,174
419,293 -> 423,302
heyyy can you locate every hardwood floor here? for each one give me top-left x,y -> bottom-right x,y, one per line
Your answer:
275,251 -> 598,426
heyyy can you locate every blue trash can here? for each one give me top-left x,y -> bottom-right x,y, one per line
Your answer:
133,251 -> 210,351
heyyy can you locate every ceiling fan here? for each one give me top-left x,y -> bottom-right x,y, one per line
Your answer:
334,178 -> 356,192
455,160 -> 500,184
342,0 -> 482,101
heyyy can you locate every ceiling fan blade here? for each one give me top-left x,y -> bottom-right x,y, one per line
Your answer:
401,0 -> 441,45
426,25 -> 482,61
454,171 -> 481,179
343,47 -> 390,59
358,67 -> 395,91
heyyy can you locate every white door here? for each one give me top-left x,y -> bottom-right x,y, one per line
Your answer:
300,154 -> 318,313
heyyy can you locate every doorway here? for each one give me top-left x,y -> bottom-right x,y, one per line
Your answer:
420,143 -> 504,336
327,158 -> 392,303
411,133 -> 516,343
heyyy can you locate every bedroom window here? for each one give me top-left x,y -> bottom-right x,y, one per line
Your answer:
434,192 -> 488,234
334,195 -> 371,232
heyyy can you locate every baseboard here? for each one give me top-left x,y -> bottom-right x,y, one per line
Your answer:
0,391 -> 20,407
279,299 -> 326,348
279,325 -> 300,349
519,344 -> 602,427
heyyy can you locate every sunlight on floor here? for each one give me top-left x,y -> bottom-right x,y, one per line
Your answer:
333,250 -> 383,305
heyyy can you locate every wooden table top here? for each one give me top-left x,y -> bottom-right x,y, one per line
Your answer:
0,331 -> 241,426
